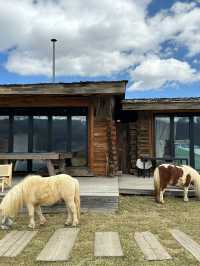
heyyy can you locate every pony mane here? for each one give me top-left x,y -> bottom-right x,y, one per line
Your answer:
0,182 -> 24,217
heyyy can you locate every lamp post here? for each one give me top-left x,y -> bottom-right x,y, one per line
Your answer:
51,38 -> 57,83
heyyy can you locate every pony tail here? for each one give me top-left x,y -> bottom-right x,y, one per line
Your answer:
154,167 -> 160,203
74,179 -> 80,221
193,172 -> 200,200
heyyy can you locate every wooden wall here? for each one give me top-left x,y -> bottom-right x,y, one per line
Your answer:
128,111 -> 153,174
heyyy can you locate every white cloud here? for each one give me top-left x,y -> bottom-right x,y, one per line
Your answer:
148,1 -> 200,56
1,0 -> 153,78
128,57 -> 200,91
0,0 -> 200,92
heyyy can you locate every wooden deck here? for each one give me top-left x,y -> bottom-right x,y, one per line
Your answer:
0,174 -> 195,213
0,176 -> 119,213
119,175 -> 195,197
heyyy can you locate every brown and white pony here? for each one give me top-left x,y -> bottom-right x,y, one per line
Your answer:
0,174 -> 80,229
154,164 -> 200,203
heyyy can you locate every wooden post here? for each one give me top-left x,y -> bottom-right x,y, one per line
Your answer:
88,103 -> 94,173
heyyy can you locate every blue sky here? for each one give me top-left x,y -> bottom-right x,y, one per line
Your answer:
0,0 -> 200,99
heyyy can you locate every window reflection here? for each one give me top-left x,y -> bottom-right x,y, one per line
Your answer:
33,116 -> 48,152
52,116 -> 68,152
194,116 -> 200,169
155,117 -> 170,157
0,116 -> 9,152
33,116 -> 48,172
174,117 -> 190,163
72,116 -> 87,166
13,116 -> 29,171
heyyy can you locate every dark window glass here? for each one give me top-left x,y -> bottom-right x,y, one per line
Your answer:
33,116 -> 48,152
174,117 -> 190,163
52,116 -> 68,152
71,116 -> 87,166
155,117 -> 171,157
32,116 -> 48,172
0,116 -> 9,152
13,116 -> 29,171
194,116 -> 200,169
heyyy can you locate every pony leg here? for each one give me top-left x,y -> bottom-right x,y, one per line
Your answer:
64,203 -> 72,226
67,199 -> 78,227
26,203 -> 35,229
35,206 -> 47,225
184,187 -> 189,202
160,189 -> 165,204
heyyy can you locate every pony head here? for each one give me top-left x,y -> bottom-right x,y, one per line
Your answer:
0,209 -> 13,230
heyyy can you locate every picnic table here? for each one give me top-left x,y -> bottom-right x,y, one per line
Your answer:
0,152 -> 72,176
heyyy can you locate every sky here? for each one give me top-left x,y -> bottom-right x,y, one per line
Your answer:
0,0 -> 200,99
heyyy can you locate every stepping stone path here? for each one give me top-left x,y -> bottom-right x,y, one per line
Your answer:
170,229 -> 200,262
94,232 -> 123,257
36,228 -> 79,262
134,231 -> 172,261
2,228 -> 200,263
0,230 -> 37,257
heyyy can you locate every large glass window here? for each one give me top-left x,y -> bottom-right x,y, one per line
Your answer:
155,117 -> 170,157
0,116 -> 9,152
174,117 -> 190,164
13,116 -> 29,171
0,108 -> 88,172
155,115 -> 200,169
33,116 -> 49,172
194,116 -> 200,169
33,116 -> 49,152
52,116 -> 68,152
71,116 -> 87,166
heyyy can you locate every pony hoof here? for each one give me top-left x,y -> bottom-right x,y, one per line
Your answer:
64,222 -> 72,227
184,199 -> 189,202
71,221 -> 79,227
40,220 -> 47,226
28,224 -> 35,229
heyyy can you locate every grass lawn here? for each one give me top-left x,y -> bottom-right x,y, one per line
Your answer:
0,195 -> 200,266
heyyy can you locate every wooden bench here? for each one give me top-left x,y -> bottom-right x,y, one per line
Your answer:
0,152 -> 72,176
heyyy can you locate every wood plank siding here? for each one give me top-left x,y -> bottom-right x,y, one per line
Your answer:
127,112 -> 153,174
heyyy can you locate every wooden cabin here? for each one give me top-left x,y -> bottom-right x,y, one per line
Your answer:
0,81 -> 127,176
1,82 -> 200,177
121,98 -> 200,174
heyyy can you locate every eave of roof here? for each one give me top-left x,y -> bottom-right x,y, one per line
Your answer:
0,80 -> 127,96
122,97 -> 200,111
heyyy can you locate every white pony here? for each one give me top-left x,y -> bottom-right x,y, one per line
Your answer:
154,164 -> 200,203
0,174 -> 80,229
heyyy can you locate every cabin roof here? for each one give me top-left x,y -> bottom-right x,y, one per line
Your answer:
122,97 -> 200,111
0,80 -> 127,96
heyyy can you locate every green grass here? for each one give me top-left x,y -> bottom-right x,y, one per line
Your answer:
1,195 -> 200,265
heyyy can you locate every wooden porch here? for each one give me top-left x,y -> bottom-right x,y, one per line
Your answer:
0,176 -> 119,213
119,175 -> 195,197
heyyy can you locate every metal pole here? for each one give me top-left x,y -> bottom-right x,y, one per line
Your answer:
51,38 -> 57,83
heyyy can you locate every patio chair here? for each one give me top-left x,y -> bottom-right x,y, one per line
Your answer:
0,163 -> 13,192
136,157 -> 152,177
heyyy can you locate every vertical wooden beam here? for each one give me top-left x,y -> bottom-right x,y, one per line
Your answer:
88,103 -> 94,172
